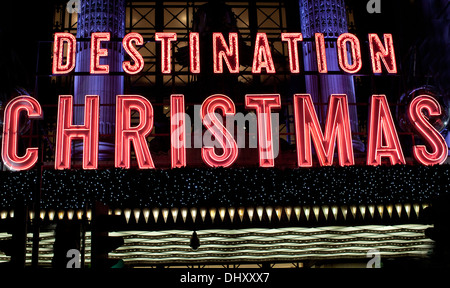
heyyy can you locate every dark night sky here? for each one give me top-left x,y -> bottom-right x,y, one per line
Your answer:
0,1 -> 55,93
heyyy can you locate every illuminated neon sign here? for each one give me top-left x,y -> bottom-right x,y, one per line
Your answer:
53,32 -> 398,75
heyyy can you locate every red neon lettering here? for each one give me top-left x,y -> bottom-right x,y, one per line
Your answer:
171,94 -> 186,168
367,95 -> 405,165
90,32 -> 110,74
55,95 -> 99,170
281,33 -> 303,73
201,95 -> 238,167
245,94 -> 281,167
122,32 -> 145,75
52,33 -> 76,74
213,33 -> 239,73
252,33 -> 275,74
337,33 -> 362,74
155,32 -> 177,74
115,95 -> 155,169
315,33 -> 328,73
1,96 -> 43,171
408,95 -> 448,165
189,32 -> 200,74
293,94 -> 354,167
369,33 -> 397,74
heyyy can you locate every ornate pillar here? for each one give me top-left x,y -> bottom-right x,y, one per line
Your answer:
74,0 -> 125,160
299,0 -> 364,151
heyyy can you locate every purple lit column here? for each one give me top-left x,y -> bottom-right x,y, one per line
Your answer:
299,0 -> 364,151
74,0 -> 125,160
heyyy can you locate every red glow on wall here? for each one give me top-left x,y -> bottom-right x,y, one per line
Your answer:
201,95 -> 238,167
281,33 -> 303,73
369,33 -> 397,74
245,94 -> 281,167
294,94 -> 354,167
52,33 -> 76,75
155,32 -> 177,74
337,33 -> 362,74
213,32 -> 240,73
171,95 -> 186,168
367,95 -> 405,166
408,95 -> 448,165
55,95 -> 99,170
252,33 -> 276,74
90,32 -> 110,74
115,95 -> 155,169
1,96 -> 43,171
122,32 -> 145,75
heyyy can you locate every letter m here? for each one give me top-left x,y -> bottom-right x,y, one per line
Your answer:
294,94 -> 354,167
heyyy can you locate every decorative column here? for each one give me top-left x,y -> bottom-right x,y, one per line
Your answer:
74,0 -> 125,160
299,0 -> 364,151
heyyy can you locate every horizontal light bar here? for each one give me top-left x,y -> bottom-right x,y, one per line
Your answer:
0,224 -> 432,266
17,203 -> 427,224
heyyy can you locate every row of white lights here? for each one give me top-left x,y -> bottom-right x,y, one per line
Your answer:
0,203 -> 428,223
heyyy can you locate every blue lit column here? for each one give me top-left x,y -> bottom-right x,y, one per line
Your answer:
299,0 -> 364,152
74,0 -> 125,160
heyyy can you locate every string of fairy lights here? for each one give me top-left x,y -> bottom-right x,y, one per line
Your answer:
0,165 -> 448,210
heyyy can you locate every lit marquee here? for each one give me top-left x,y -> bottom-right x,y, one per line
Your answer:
1,31 -> 447,171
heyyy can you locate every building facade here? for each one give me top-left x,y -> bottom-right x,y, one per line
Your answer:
0,0 -> 449,268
